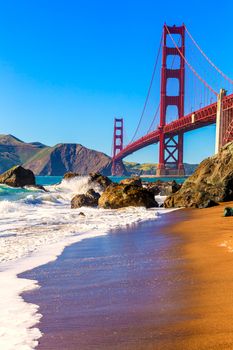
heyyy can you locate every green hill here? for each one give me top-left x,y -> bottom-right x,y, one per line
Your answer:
0,135 -> 46,173
124,161 -> 198,176
0,134 -> 198,176
23,143 -> 112,176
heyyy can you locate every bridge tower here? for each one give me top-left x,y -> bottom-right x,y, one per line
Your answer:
112,118 -> 125,176
157,24 -> 185,176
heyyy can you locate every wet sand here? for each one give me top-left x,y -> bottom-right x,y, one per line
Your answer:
167,202 -> 233,350
22,204 -> 233,349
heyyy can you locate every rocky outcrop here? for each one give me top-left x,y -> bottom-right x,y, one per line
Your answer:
0,165 -> 35,187
89,173 -> 112,190
71,189 -> 100,208
120,177 -> 142,187
165,142 -> 233,208
63,172 -> 80,180
98,183 -> 158,209
26,184 -> 47,192
145,180 -> 181,196
164,191 -> 218,209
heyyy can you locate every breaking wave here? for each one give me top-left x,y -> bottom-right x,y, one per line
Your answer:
0,175 -> 170,350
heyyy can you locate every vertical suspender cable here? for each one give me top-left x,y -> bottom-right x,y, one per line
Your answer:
129,33 -> 163,144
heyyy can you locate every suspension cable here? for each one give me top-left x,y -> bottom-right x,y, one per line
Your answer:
185,25 -> 233,85
147,103 -> 160,133
165,24 -> 218,96
129,33 -> 163,144
146,37 -> 182,134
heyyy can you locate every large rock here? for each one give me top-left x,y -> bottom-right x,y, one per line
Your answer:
164,190 -> 218,209
89,173 -> 112,190
71,189 -> 100,208
120,177 -> 142,187
26,184 -> 47,192
99,183 -> 158,209
0,165 -> 35,187
164,142 -> 233,208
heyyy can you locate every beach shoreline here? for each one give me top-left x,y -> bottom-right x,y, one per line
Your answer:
21,209 -> 188,350
21,202 -> 233,349
167,201 -> 233,349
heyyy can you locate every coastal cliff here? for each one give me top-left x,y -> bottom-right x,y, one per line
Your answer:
0,135 -> 112,175
165,142 -> 233,208
0,134 -> 197,176
23,143 -> 112,176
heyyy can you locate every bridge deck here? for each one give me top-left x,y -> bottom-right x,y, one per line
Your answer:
114,93 -> 233,161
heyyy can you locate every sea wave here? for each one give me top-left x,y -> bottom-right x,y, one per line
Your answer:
0,176 -> 170,350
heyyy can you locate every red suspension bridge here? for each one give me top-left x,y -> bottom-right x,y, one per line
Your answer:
111,24 -> 233,176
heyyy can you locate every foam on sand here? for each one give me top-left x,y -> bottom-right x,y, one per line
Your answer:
0,176 -> 173,349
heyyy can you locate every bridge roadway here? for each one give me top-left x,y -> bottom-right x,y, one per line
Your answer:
114,93 -> 233,161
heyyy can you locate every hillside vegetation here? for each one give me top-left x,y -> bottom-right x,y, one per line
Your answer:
0,134 -> 198,176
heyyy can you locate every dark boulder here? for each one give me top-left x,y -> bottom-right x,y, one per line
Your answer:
145,180 -> 181,196
171,180 -> 182,194
26,184 -> 47,192
63,172 -> 80,180
145,184 -> 160,196
0,165 -> 35,187
98,183 -> 158,209
164,142 -> 233,208
89,173 -> 112,190
224,207 -> 233,217
120,177 -> 142,187
71,189 -> 100,208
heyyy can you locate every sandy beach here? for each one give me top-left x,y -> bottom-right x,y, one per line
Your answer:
21,203 -> 233,350
167,202 -> 233,350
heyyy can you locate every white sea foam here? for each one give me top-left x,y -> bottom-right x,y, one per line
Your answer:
0,176 -> 172,350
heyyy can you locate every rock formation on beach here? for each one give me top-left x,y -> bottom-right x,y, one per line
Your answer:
71,189 -> 100,208
145,180 -> 181,196
119,176 -> 142,187
98,183 -> 158,209
70,174 -> 158,209
0,165 -> 35,187
165,142 -> 233,208
63,172 -> 80,180
89,173 -> 112,190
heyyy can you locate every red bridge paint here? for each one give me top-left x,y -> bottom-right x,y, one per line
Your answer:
112,118 -> 124,176
157,25 -> 185,176
111,25 -> 233,176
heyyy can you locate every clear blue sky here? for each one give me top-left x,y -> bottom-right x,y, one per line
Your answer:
0,0 -> 232,164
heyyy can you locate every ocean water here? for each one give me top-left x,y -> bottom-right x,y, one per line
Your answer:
109,176 -> 187,184
0,175 -> 177,350
36,175 -> 187,186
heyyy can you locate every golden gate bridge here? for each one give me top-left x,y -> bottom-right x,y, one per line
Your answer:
111,24 -> 233,176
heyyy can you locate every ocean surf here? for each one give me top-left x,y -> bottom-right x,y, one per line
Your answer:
0,176 -> 172,350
